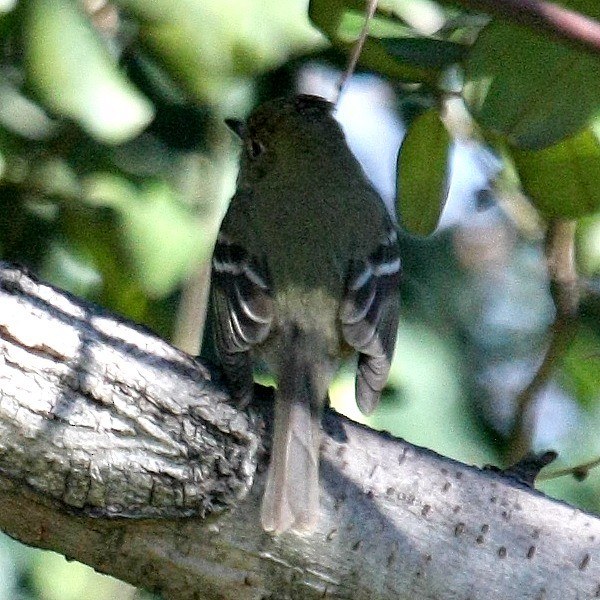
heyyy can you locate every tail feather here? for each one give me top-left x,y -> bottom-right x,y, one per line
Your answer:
260,355 -> 323,534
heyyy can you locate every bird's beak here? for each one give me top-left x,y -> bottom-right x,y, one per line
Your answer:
225,119 -> 247,139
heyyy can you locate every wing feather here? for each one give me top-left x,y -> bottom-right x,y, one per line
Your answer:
340,227 -> 401,414
211,232 -> 274,405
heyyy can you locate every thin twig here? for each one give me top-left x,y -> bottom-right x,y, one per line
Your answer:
538,456 -> 600,482
334,0 -> 379,105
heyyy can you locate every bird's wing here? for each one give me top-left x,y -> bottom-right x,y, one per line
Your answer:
340,226 -> 401,414
211,230 -> 274,405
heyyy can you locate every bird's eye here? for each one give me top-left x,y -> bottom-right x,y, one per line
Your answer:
247,139 -> 265,159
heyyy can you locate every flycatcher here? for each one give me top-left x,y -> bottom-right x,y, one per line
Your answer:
211,94 -> 400,534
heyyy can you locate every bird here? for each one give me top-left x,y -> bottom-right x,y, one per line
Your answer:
210,94 -> 400,534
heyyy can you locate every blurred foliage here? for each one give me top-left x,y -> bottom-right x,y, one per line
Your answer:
1,0 -> 600,597
462,13 -> 600,149
510,128 -> 600,219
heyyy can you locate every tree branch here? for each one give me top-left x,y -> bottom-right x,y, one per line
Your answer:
0,261 -> 599,599
449,0 -> 600,55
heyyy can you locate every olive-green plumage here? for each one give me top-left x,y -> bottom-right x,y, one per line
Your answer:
211,95 -> 400,533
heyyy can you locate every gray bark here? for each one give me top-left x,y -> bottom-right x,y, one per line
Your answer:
0,261 -> 598,599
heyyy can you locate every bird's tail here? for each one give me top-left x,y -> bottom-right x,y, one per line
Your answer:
260,347 -> 324,534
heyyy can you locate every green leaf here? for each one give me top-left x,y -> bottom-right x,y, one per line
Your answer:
83,174 -> 209,297
463,19 -> 600,149
308,0 -> 438,84
560,329 -> 600,410
338,9 -> 410,41
114,0 -> 322,104
24,0 -> 154,144
57,203 -> 148,319
382,37 -> 467,69
397,108 -> 451,235
120,182 -> 209,297
511,125 -> 600,219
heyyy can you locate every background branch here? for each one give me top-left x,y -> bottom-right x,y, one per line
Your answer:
0,261 -> 599,600
449,0 -> 600,54
507,220 -> 580,461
